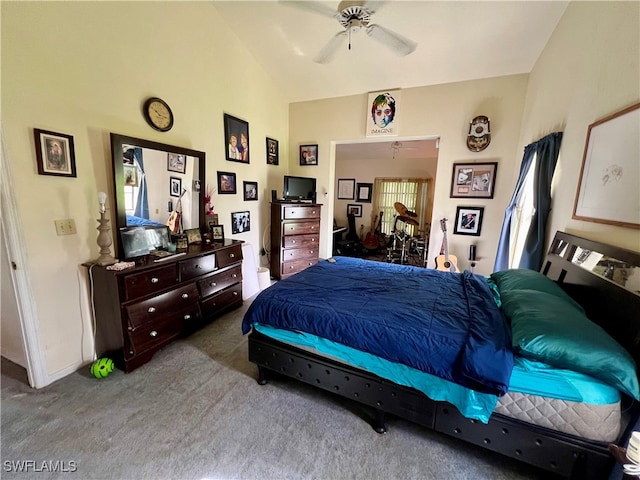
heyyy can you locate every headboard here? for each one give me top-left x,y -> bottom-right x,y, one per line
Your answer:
542,231 -> 640,366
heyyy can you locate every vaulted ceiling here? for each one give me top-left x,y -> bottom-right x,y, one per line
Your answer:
213,1 -> 568,160
213,1 -> 569,103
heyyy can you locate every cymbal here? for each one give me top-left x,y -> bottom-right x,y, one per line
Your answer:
394,202 -> 418,218
397,215 -> 419,226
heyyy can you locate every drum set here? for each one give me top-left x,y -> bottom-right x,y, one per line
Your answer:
385,202 -> 429,267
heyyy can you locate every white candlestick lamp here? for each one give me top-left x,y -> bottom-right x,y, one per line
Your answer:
95,192 -> 117,266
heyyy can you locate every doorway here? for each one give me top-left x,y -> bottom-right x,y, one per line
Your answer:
333,137 -> 439,263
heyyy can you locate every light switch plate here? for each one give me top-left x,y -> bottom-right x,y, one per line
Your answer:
55,219 -> 77,236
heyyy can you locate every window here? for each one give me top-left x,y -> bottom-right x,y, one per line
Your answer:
372,177 -> 431,237
509,154 -> 537,268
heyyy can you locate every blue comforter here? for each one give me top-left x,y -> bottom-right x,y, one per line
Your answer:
242,257 -> 513,396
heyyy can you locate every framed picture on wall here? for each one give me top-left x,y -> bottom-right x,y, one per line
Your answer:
450,162 -> 498,198
217,171 -> 237,194
266,137 -> 279,165
453,206 -> 484,236
300,144 -> 318,165
337,178 -> 355,200
243,181 -> 258,201
356,182 -> 373,203
33,129 -> 77,177
167,153 -> 186,173
169,177 -> 182,197
231,211 -> 250,234
224,113 -> 249,163
347,204 -> 362,217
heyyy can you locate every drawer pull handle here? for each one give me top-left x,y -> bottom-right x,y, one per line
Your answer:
194,264 -> 200,269
233,292 -> 239,296
150,330 -> 158,337
311,226 -> 315,230
147,307 -> 156,313
230,253 -> 235,258
289,265 -> 294,270
209,282 -> 217,287
291,240 -> 296,244
151,277 -> 159,284
181,293 -> 189,299
184,314 -> 191,320
232,274 -> 237,278
311,238 -> 316,242
312,210 -> 316,214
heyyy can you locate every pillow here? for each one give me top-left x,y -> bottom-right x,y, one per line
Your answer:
501,289 -> 639,400
491,268 -> 584,312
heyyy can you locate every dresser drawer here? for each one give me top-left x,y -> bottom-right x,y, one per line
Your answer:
123,264 -> 178,301
282,221 -> 320,236
180,253 -> 216,281
217,244 -> 243,269
283,205 -> 321,220
200,283 -> 243,317
126,312 -> 194,357
282,246 -> 318,263
197,264 -> 242,298
282,233 -> 319,249
281,257 -> 319,276
125,283 -> 199,329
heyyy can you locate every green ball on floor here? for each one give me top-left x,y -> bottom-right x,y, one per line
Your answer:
90,358 -> 114,379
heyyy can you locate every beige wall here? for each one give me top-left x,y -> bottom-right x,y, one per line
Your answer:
520,1 -> 640,252
290,75 -> 530,273
1,2 -> 289,382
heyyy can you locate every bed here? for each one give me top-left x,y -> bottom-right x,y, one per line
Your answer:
242,232 -> 640,479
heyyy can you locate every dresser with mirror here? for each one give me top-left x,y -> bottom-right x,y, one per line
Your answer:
87,134 -> 243,372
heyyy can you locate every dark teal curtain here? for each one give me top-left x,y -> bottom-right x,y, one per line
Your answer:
494,132 -> 563,272
132,147 -> 149,219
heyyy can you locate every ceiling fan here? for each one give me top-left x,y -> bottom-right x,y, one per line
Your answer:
390,141 -> 417,159
281,1 -> 417,64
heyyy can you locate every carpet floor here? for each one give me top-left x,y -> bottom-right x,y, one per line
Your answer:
2,296 -> 556,480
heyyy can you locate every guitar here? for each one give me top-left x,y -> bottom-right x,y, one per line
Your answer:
167,189 -> 186,234
363,213 -> 380,250
434,218 -> 460,273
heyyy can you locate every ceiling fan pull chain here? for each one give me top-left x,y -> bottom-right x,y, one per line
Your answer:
348,28 -> 352,50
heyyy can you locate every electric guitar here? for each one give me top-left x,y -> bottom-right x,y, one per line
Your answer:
167,189 -> 186,234
434,218 -> 460,273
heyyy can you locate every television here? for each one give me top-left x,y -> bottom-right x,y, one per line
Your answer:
284,175 -> 316,201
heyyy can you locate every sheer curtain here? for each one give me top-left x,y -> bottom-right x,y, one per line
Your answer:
372,177 -> 431,237
494,132 -> 563,271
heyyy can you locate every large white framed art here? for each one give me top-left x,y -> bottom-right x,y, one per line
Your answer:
366,89 -> 400,137
573,102 -> 640,229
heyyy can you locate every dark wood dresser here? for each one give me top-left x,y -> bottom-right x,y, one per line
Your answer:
88,240 -> 243,372
270,202 -> 322,280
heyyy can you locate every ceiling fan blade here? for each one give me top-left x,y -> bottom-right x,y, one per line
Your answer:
361,0 -> 387,14
314,31 -> 348,64
365,24 -> 417,56
279,1 -> 340,19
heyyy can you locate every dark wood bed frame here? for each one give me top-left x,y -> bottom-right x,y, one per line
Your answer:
247,232 -> 640,479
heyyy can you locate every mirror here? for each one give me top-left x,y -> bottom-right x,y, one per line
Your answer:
110,133 -> 206,257
571,246 -> 640,296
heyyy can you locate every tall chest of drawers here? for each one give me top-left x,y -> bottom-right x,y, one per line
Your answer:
88,240 -> 243,372
270,202 -> 322,280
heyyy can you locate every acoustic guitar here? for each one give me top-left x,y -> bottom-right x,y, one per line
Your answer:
363,213 -> 380,250
434,218 -> 460,273
167,188 -> 186,234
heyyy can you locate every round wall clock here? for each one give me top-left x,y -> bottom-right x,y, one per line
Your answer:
467,115 -> 491,152
143,97 -> 174,132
